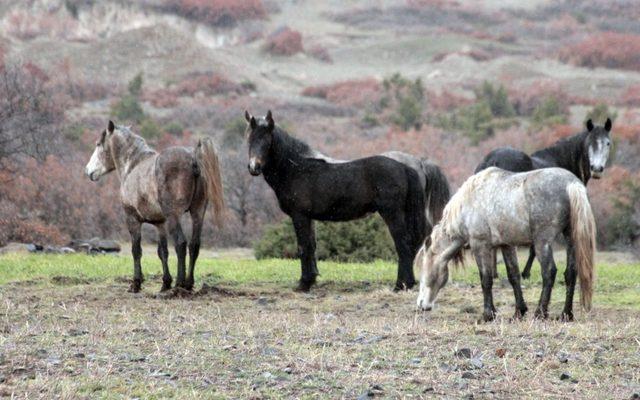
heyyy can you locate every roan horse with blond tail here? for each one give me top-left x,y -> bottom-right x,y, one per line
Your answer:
85,121 -> 225,293
416,167 -> 596,322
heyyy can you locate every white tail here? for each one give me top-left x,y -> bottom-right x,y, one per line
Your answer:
566,182 -> 596,311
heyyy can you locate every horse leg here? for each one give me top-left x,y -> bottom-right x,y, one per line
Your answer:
473,244 -> 497,322
167,215 -> 188,290
560,239 -> 577,321
381,210 -> 415,291
501,246 -> 527,319
126,214 -> 143,293
491,249 -> 499,279
533,241 -> 557,319
186,204 -> 206,291
521,246 -> 536,279
156,224 -> 172,291
292,215 -> 318,292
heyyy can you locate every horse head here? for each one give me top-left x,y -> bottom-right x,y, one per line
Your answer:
585,117 -> 612,179
85,120 -> 117,181
245,110 -> 275,176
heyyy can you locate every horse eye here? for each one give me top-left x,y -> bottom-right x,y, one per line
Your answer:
606,141 -> 610,147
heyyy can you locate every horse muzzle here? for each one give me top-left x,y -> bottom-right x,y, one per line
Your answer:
248,158 -> 262,176
590,166 -> 604,179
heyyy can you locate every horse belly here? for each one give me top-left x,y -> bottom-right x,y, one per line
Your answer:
121,162 -> 165,222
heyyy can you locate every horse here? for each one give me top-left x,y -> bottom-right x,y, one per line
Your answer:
289,148 -> 450,227
475,118 -> 612,279
416,167 -> 596,322
245,110 -> 450,292
85,121 -> 225,293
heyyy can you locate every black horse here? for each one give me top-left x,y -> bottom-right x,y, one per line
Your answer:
476,118 -> 613,278
245,110 -> 448,292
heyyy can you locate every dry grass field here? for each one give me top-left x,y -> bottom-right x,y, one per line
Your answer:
0,251 -> 639,399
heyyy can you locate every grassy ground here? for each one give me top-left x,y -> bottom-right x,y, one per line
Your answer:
0,251 -> 639,399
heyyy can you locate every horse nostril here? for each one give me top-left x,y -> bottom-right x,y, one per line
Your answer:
592,166 -> 604,173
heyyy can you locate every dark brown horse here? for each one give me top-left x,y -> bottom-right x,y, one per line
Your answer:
85,121 -> 225,293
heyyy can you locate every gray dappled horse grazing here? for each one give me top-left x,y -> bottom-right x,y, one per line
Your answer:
476,119 -> 612,279
85,121 -> 225,293
416,167 -> 596,322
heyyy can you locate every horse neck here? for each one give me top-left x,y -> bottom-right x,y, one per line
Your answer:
262,130 -> 310,189
111,134 -> 156,181
533,132 -> 590,183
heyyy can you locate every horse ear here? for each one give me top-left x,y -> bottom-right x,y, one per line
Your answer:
107,120 -> 115,134
586,119 -> 594,132
604,117 -> 612,132
266,110 -> 274,130
244,110 -> 252,123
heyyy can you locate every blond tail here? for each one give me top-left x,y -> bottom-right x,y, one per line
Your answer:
195,138 -> 225,228
567,182 -> 596,311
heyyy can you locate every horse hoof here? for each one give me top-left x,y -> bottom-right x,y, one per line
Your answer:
128,283 -> 141,293
295,279 -> 315,292
521,271 -> 530,280
482,311 -> 496,322
557,312 -> 574,322
534,310 -> 548,320
160,283 -> 172,292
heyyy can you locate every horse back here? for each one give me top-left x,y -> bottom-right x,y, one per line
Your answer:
475,147 -> 534,174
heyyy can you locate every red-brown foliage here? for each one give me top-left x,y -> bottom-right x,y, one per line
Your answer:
620,84 -> 640,107
509,80 -> 571,116
425,89 -> 472,111
307,45 -> 333,63
144,72 -> 247,107
263,27 -> 303,56
301,78 -> 382,108
559,32 -> 640,72
0,156 -> 124,246
163,0 -> 266,26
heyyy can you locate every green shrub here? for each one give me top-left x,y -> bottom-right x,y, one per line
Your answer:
128,72 -> 143,97
139,119 -> 161,139
476,81 -> 515,118
585,103 -> 617,125
531,96 -> 567,127
165,121 -> 184,136
254,215 -> 396,263
392,95 -> 422,131
223,117 -> 248,149
604,179 -> 640,247
111,94 -> 145,123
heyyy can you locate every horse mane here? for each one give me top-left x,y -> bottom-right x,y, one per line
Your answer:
270,127 -> 344,165
430,167 -> 506,268
112,125 -> 156,173
531,130 -> 589,181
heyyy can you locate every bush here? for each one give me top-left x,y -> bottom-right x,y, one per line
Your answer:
585,103 -> 617,125
531,96 -> 568,127
111,95 -> 145,123
222,117 -> 248,149
559,32 -> 640,72
162,0 -> 267,27
254,215 -> 396,263
476,81 -> 515,118
301,78 -> 381,108
603,179 -> 640,247
263,27 -> 303,56
139,119 -> 162,139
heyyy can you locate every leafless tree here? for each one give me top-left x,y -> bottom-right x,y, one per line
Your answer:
0,63 -> 62,173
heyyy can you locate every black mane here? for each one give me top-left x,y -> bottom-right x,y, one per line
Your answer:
531,130 -> 590,182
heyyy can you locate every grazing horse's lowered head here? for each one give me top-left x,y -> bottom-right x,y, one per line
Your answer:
584,118 -> 612,179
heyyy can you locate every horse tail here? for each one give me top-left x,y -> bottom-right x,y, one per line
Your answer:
567,182 -> 596,311
420,160 -> 451,226
404,167 -> 428,253
195,138 -> 225,228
